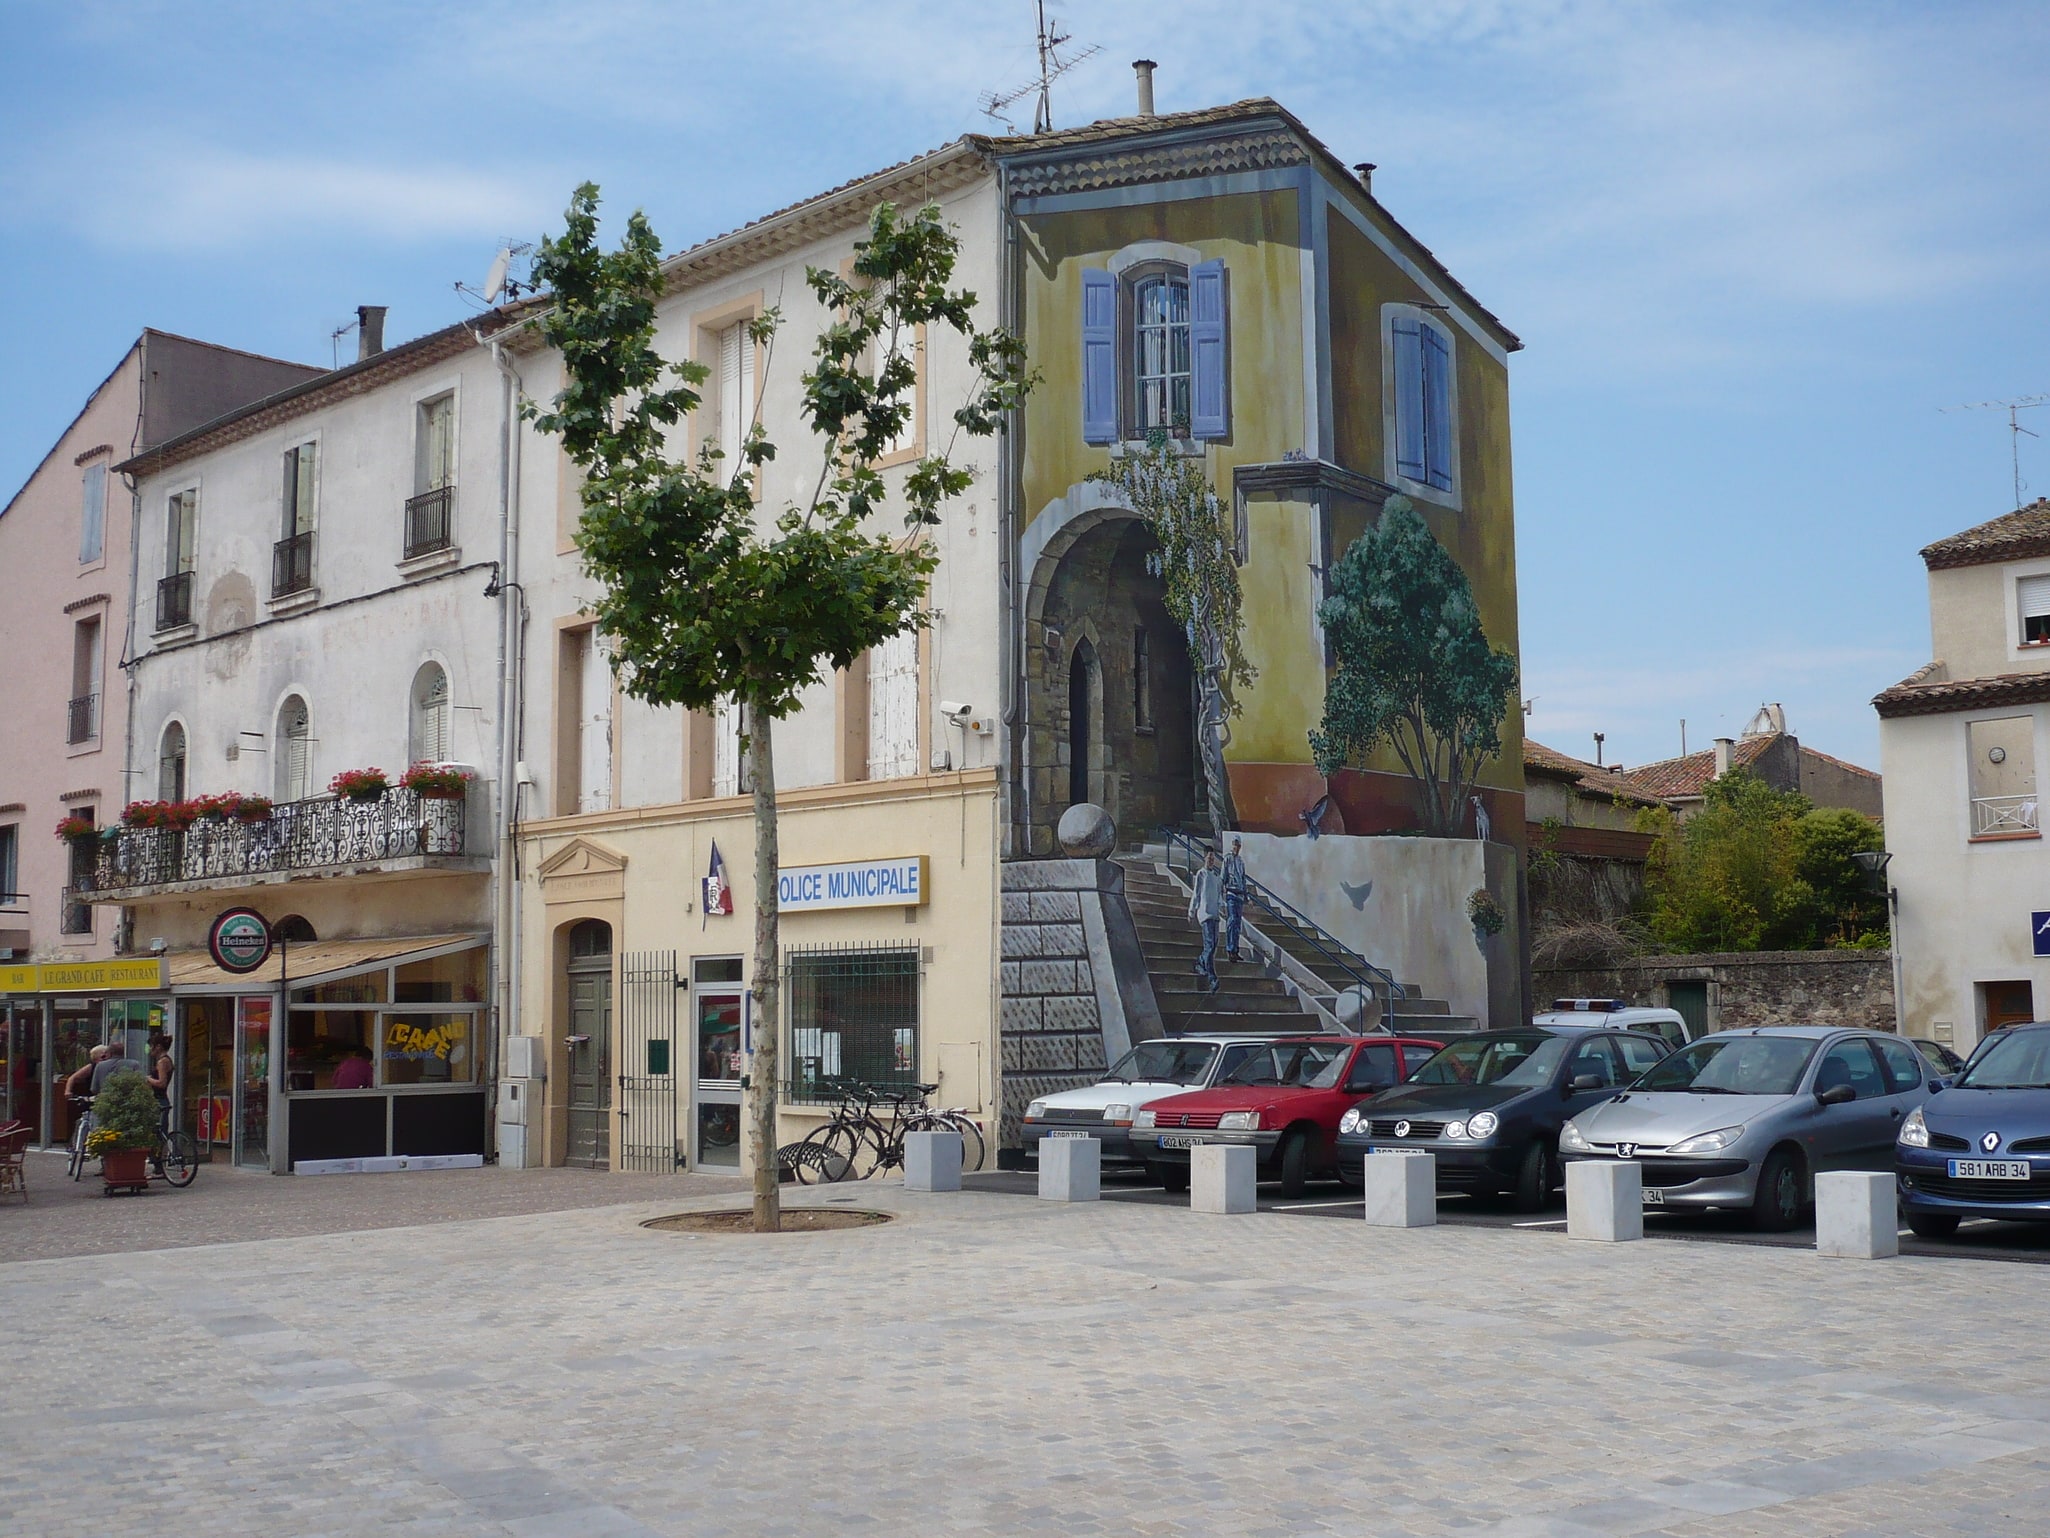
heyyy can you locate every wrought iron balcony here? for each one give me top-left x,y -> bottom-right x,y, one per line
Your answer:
81,787 -> 475,898
404,486 -> 454,559
66,693 -> 97,744
1972,793 -> 2039,837
272,530 -> 315,597
156,570 -> 194,630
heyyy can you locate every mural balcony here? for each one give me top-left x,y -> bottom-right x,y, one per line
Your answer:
80,786 -> 490,904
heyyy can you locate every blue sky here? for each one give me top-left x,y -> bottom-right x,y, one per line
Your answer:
5,0 -> 2047,772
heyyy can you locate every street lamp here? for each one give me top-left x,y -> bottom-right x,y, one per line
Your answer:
1852,849 -> 1894,904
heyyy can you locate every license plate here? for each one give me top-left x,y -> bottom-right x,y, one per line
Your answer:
1364,1146 -> 1426,1156
1949,1158 -> 2031,1180
1641,1188 -> 1666,1206
1159,1134 -> 1204,1150
1049,1129 -> 1094,1140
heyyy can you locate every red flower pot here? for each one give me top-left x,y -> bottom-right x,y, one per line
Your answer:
101,1147 -> 149,1191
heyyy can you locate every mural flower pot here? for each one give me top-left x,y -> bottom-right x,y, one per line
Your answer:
100,1148 -> 149,1191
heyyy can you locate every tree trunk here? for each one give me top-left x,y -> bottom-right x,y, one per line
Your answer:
747,707 -> 782,1233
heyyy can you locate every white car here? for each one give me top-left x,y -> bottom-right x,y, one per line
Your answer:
1021,1034 -> 1337,1168
1534,998 -> 1692,1053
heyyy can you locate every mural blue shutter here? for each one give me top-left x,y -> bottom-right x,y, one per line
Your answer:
1392,316 -> 1426,482
1189,258 -> 1228,439
1422,323 -> 1453,491
1081,268 -> 1118,444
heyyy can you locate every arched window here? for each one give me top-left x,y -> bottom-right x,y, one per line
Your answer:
1132,270 -> 1191,433
276,695 -> 311,802
158,721 -> 187,802
569,918 -> 612,959
410,662 -> 451,765
273,914 -> 317,942
1068,637 -> 1098,807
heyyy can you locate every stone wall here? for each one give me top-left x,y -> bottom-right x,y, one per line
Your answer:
1535,950 -> 1896,1034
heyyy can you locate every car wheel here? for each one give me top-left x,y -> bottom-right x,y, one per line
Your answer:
1750,1147 -> 1806,1231
1906,1212 -> 1960,1240
1511,1139 -> 1554,1214
1278,1129 -> 1313,1198
1155,1162 -> 1190,1194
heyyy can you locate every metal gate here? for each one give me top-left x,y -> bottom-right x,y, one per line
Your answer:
619,950 -> 682,1171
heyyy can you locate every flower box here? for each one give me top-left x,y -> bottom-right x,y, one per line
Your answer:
329,768 -> 390,803
400,763 -> 473,800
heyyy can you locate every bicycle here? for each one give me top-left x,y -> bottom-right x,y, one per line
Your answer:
66,1098 -> 94,1181
789,1082 -> 984,1184
149,1115 -> 200,1189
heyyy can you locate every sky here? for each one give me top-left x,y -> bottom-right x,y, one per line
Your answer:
4,0 -> 2047,773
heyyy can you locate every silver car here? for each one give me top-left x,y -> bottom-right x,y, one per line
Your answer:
1559,1026 -> 1933,1230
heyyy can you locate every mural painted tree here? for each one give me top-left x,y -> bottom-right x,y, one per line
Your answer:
1310,497 -> 1517,838
527,185 -> 1030,1231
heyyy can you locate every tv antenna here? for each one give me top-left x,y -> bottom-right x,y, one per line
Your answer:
979,1 -> 1100,134
455,240 -> 537,309
1943,393 -> 2050,509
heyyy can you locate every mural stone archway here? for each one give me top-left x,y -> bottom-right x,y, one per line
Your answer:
1021,494 -> 1197,855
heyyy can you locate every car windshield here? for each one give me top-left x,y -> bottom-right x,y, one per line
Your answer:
1106,1040 -> 1219,1085
1634,1036 -> 1817,1096
1411,1035 -> 1564,1087
1222,1041 -> 1342,1088
1956,1030 -> 2050,1089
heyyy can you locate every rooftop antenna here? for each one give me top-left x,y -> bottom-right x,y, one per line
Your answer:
328,316 -> 357,370
1943,393 -> 2050,509
978,1 -> 1100,134
455,240 -> 537,309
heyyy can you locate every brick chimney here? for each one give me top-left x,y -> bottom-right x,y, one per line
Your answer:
1713,737 -> 1734,777
357,305 -> 387,361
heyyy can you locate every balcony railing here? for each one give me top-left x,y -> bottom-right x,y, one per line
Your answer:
82,786 -> 468,894
156,570 -> 194,630
272,530 -> 315,597
404,486 -> 454,559
1973,793 -> 2039,837
66,694 -> 97,744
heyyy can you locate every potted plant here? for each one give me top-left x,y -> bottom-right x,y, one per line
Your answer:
120,801 -> 166,829
55,814 -> 98,844
231,794 -> 273,824
86,1070 -> 160,1192
1467,887 -> 1506,941
399,763 -> 472,800
329,767 -> 389,803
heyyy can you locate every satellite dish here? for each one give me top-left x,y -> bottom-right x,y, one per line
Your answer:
483,248 -> 511,305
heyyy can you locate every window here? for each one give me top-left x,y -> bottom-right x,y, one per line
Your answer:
713,697 -> 747,798
1080,257 -> 1229,444
276,696 -> 311,802
867,631 -> 919,780
62,807 -> 95,934
1814,1039 -> 1886,1101
1967,716 -> 2037,837
158,722 -> 187,802
281,442 -> 317,537
1567,1037 -> 1619,1089
1614,1032 -> 1667,1078
1873,1035 -> 1926,1095
2021,575 -> 2050,647
873,321 -> 920,460
80,462 -> 106,564
577,632 -> 612,813
410,663 -> 451,765
1133,626 -> 1153,732
165,489 -> 197,577
0,824 -> 18,902
716,321 -> 757,478
786,945 -> 919,1100
1389,309 -> 1456,495
416,395 -> 454,494
68,617 -> 101,744
1340,1044 -> 1400,1094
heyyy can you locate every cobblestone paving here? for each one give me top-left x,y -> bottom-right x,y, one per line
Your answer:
5,1183 -> 2050,1535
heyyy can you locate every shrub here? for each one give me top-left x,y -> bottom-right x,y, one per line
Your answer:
1467,888 -> 1506,935
89,1071 -> 159,1152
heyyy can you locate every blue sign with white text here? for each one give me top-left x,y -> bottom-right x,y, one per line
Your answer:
777,855 -> 929,913
2034,912 -> 2050,957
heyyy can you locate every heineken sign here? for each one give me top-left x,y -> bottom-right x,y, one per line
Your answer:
208,908 -> 273,974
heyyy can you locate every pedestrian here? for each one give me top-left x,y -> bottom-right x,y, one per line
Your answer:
1188,848 -> 1224,994
64,1045 -> 109,1104
1222,836 -> 1249,963
90,1041 -> 140,1094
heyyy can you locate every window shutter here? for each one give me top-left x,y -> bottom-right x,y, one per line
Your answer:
1081,268 -> 1117,444
80,464 -> 105,563
1392,317 -> 1427,482
1189,259 -> 1228,439
2020,575 -> 2050,620
867,632 -> 919,779
1422,324 -> 1454,491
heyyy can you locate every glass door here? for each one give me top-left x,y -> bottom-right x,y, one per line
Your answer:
692,957 -> 743,1168
235,996 -> 271,1167
181,999 -> 232,1159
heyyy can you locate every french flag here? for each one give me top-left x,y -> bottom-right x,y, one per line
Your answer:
702,840 -> 734,925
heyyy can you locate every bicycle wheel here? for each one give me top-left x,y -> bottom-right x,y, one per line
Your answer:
793,1125 -> 860,1184
943,1113 -> 986,1174
160,1130 -> 199,1188
68,1116 -> 89,1182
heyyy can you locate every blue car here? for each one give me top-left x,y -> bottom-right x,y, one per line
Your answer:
1897,1021 -> 2050,1238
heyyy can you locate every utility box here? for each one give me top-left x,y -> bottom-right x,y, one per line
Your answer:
505,1035 -> 547,1081
498,1077 -> 529,1128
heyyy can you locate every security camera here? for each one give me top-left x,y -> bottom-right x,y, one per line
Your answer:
940,701 -> 973,723
149,937 -> 168,954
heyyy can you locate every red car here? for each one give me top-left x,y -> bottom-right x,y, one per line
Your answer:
1135,1035 -> 1444,1196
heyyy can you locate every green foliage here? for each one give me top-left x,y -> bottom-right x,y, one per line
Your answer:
90,1071 -> 159,1153
1309,498 -> 1518,836
1639,772 -> 1887,952
1467,888 -> 1505,935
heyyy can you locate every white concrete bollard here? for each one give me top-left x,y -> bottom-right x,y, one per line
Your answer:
1363,1151 -> 1438,1227
903,1130 -> 963,1193
1038,1135 -> 1101,1202
1814,1170 -> 1898,1259
1191,1144 -> 1257,1213
1566,1159 -> 1643,1242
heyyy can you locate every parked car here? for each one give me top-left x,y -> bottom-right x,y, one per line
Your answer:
1898,1021 -> 2050,1237
1135,1035 -> 1445,1196
1336,1026 -> 1669,1211
1020,1034 -> 1343,1170
1534,998 -> 1693,1050
1560,1025 -> 1933,1230
1910,1038 -> 1967,1079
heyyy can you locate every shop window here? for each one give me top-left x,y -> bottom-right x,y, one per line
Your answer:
1967,716 -> 2037,838
786,944 -> 919,1101
382,1012 -> 479,1085
395,946 -> 486,1004
288,1009 -> 376,1091
293,970 -> 386,1005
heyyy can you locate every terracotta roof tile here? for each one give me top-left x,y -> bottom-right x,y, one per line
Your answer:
1524,740 -> 1670,807
1873,663 -> 2050,718
1610,737 -> 1776,801
1921,499 -> 2050,570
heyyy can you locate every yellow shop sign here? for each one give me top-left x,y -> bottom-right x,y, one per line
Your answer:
1,958 -> 169,994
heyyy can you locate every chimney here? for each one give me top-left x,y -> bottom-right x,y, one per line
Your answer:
1713,737 -> 1734,777
1354,162 -> 1377,192
1132,59 -> 1157,117
356,305 -> 388,362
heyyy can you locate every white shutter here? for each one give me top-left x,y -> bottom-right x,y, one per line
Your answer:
413,667 -> 451,764
418,397 -> 454,492
713,697 -> 742,797
718,323 -> 754,475
578,635 -> 612,813
867,632 -> 919,780
2020,575 -> 2050,620
880,324 -> 918,457
279,701 -> 311,802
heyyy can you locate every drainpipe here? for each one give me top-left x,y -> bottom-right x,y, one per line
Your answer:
996,156 -> 1026,856
117,339 -> 150,954
489,334 -> 527,1161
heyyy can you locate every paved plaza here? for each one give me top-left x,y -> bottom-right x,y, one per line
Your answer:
5,1171 -> 2050,1536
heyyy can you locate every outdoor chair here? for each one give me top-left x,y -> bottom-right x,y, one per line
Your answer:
0,1120 -> 31,1203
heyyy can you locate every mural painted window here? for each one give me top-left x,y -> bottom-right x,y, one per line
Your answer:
1081,258 -> 1229,444
80,461 -> 106,564
410,663 -> 451,765
2019,574 -> 2050,647
1389,309 -> 1456,496
1967,716 -> 2037,838
1133,626 -> 1153,733
158,721 -> 187,802
276,695 -> 312,803
867,631 -> 920,780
